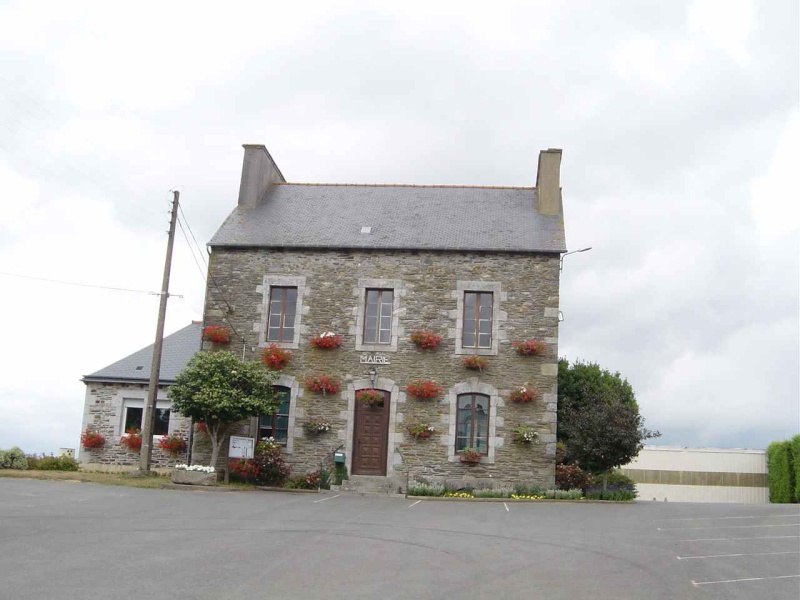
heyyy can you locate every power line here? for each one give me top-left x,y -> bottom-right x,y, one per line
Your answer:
177,204 -> 208,270
0,270 -> 179,296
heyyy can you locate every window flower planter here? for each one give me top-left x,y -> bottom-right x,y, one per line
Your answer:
409,330 -> 443,350
120,429 -> 143,452
304,374 -> 341,395
261,344 -> 291,370
459,448 -> 482,464
407,423 -> 435,439
462,355 -> 488,371
508,386 -> 539,404
80,429 -> 106,449
511,425 -> 539,444
512,340 -> 547,356
406,380 -> 443,400
309,332 -> 343,350
202,326 -> 231,344
304,419 -> 332,435
356,388 -> 384,407
158,433 -> 188,456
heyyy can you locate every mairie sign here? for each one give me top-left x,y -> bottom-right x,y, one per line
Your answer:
359,354 -> 390,365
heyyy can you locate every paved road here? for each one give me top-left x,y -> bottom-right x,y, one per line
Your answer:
1,479 -> 798,599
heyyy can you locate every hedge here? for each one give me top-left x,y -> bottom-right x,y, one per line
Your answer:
766,441 -> 795,503
792,435 -> 800,502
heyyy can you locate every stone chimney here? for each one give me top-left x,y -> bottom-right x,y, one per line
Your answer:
237,144 -> 286,208
536,148 -> 562,216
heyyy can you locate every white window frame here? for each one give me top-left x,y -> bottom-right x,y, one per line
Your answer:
256,275 -> 306,350
119,397 -> 172,439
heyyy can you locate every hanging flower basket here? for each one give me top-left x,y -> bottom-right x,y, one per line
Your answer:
508,386 -> 540,404
406,380 -> 443,400
357,388 -> 384,407
158,433 -> 188,456
261,344 -> 291,370
202,326 -> 231,344
303,419 -> 332,436
304,374 -> 341,395
120,429 -> 143,452
409,330 -> 443,350
80,429 -> 106,449
462,355 -> 488,371
309,332 -> 343,349
511,425 -> 539,444
407,423 -> 435,439
512,340 -> 547,356
460,448 -> 482,464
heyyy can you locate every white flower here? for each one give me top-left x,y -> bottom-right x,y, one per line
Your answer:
320,331 -> 336,337
174,464 -> 215,473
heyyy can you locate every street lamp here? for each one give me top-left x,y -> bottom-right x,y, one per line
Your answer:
369,367 -> 377,386
560,247 -> 592,272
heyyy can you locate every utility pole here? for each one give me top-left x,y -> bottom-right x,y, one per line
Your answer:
139,190 -> 180,473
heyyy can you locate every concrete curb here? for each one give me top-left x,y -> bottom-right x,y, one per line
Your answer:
407,496 -> 635,504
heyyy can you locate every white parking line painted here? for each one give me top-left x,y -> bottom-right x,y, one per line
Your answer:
313,495 -> 340,503
503,502 -> 509,512
678,551 -> 800,560
692,574 -> 800,586
408,500 -> 421,508
658,523 -> 800,531
656,514 -> 799,523
675,535 -> 800,542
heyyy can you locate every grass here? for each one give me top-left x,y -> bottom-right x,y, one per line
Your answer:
0,469 -> 256,491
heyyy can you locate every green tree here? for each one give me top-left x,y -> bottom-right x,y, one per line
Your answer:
766,440 -> 795,503
558,359 -> 660,491
168,351 -> 278,467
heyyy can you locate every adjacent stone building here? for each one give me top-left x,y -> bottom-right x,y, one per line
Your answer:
79,323 -> 199,469
198,144 -> 568,492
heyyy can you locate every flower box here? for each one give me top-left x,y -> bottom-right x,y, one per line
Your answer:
304,420 -> 332,435
202,326 -> 231,344
407,423 -> 435,439
171,468 -> 217,486
158,433 -> 187,456
309,332 -> 343,349
262,344 -> 291,370
120,429 -> 142,452
357,388 -> 384,407
304,374 -> 341,395
508,386 -> 539,404
80,429 -> 106,449
462,355 -> 488,371
512,340 -> 547,356
460,448 -> 482,464
409,330 -> 443,350
511,425 -> 539,444
406,380 -> 443,400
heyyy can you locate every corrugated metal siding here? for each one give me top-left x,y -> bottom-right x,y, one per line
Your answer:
634,484 -> 769,504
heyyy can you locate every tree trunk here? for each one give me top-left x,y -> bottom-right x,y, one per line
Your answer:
602,472 -> 608,498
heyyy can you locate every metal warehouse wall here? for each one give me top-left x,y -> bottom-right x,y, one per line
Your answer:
621,446 -> 769,504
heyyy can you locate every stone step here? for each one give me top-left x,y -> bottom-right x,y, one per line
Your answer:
338,475 -> 397,495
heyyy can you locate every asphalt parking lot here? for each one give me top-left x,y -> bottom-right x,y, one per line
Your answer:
0,479 -> 798,600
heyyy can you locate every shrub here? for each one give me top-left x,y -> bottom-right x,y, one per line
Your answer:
304,374 -> 341,395
595,469 -> 637,493
309,332 -> 343,349
406,380 -> 443,400
252,439 -> 290,486
80,430 -> 106,449
585,489 -> 635,501
158,434 -> 187,456
332,463 -> 348,486
555,462 -> 594,491
0,447 -> 28,470
512,340 -> 547,356
792,435 -> 800,502
229,458 -> 260,483
202,325 -> 231,344
409,330 -> 442,350
472,488 -> 512,498
27,454 -> 79,471
514,483 -> 544,496
508,386 -> 539,404
408,482 -> 445,496
767,440 -> 795,503
261,344 -> 291,370
120,429 -> 143,452
357,388 -> 384,407
462,355 -> 488,370
284,470 -> 322,490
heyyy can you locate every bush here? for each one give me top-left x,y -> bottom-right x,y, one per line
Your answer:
0,447 -> 28,470
555,462 -> 594,491
332,464 -> 348,486
792,435 -> 800,502
26,454 -> 79,471
229,458 -> 260,484
252,440 -> 290,486
767,440 -> 795,503
472,488 -> 512,498
284,470 -> 322,490
408,482 -> 445,496
585,489 -> 635,501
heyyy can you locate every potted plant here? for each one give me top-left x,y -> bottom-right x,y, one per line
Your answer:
511,425 -> 539,444
304,374 -> 341,395
407,423 -> 435,439
512,340 -> 547,356
202,325 -> 231,344
261,344 -> 291,370
462,355 -> 488,371
460,447 -> 482,464
158,433 -> 188,456
356,388 -> 384,407
309,331 -> 343,350
304,419 -> 332,436
80,429 -> 106,449
409,330 -> 443,350
120,428 -> 143,452
406,380 -> 443,400
508,386 -> 539,404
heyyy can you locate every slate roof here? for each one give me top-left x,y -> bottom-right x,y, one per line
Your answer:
82,323 -> 202,385
209,183 -> 567,253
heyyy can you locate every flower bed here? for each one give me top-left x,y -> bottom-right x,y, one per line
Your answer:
357,388 -> 384,407
406,380 -> 443,400
309,331 -> 343,349
261,344 -> 291,370
512,339 -> 547,356
462,355 -> 488,371
120,429 -> 142,452
202,325 -> 231,344
158,433 -> 187,456
409,330 -> 442,350
304,374 -> 341,395
407,423 -> 435,439
80,429 -> 105,449
304,419 -> 331,435
508,386 -> 539,404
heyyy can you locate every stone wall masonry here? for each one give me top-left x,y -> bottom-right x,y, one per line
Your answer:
203,247 -> 560,489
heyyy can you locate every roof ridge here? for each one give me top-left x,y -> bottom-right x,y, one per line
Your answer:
277,182 -> 535,190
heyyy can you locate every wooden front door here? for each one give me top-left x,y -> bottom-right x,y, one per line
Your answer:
352,390 -> 390,475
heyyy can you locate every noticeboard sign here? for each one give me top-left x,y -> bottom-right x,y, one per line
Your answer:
228,436 -> 255,459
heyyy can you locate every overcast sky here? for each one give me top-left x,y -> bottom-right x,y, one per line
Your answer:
0,0 -> 797,455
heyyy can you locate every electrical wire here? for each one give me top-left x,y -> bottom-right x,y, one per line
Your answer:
0,270 -> 167,295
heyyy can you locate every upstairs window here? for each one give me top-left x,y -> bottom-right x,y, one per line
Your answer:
364,289 -> 393,345
267,286 -> 297,343
258,386 -> 291,444
462,291 -> 493,348
455,393 -> 489,454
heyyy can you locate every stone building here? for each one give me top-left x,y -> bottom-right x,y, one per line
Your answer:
79,322 -> 199,469
199,144 -> 568,492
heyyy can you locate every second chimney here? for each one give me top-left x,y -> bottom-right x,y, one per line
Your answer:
238,144 -> 286,208
536,148 -> 562,216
